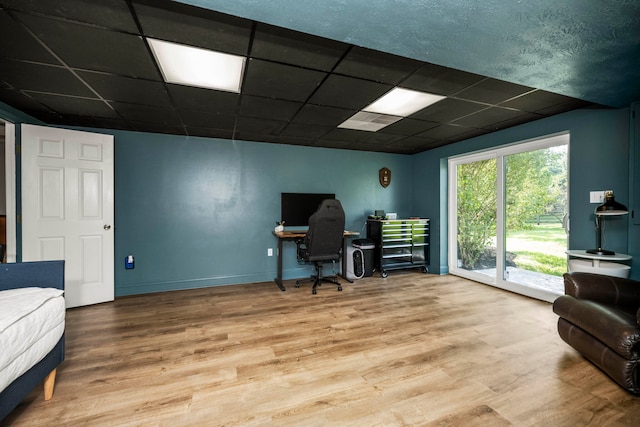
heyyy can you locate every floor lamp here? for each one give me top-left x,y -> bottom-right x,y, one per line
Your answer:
586,190 -> 628,255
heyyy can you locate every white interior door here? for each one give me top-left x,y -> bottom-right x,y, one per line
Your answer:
21,124 -> 114,308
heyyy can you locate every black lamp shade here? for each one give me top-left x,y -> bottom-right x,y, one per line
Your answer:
595,190 -> 628,216
586,190 -> 628,255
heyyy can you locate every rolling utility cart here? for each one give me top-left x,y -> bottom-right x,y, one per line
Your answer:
366,218 -> 430,278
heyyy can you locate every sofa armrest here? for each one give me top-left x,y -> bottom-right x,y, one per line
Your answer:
553,295 -> 640,359
564,272 -> 640,311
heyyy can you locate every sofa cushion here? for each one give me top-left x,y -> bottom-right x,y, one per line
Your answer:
553,295 -> 640,359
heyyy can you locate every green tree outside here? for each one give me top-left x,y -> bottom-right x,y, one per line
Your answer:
456,146 -> 567,271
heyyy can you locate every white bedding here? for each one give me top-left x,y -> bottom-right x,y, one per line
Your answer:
0,287 -> 65,393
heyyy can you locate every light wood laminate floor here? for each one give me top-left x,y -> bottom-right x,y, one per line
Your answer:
4,273 -> 640,426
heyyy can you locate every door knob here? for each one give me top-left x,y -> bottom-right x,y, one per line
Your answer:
104,224 -> 112,230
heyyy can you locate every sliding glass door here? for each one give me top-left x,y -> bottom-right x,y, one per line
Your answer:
449,133 -> 569,302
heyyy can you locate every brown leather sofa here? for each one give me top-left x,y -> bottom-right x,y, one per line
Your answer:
553,272 -> 640,394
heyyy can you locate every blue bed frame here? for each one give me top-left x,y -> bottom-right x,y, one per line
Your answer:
0,261 -> 65,421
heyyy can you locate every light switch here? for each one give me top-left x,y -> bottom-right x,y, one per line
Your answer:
590,191 -> 605,204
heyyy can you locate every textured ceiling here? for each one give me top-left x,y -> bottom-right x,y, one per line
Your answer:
1,0 -> 632,154
179,0 -> 640,109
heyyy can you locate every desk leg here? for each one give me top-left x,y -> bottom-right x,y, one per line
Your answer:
274,237 -> 286,291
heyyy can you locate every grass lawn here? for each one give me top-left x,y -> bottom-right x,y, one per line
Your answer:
506,223 -> 567,276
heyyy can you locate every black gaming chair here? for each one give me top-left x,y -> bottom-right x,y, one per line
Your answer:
296,199 -> 345,294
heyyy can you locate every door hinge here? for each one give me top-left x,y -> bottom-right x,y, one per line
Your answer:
15,144 -> 21,154
17,214 -> 22,224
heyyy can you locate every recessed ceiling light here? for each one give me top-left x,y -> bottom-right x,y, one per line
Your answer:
338,111 -> 403,132
364,87 -> 445,117
338,88 -> 446,132
148,38 -> 246,93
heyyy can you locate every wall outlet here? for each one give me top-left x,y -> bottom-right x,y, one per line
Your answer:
267,248 -> 273,256
590,191 -> 605,204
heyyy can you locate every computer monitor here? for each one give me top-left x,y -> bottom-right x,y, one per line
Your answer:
280,192 -> 336,227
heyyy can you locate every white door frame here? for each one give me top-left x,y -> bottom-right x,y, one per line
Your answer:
447,131 -> 570,302
3,121 -> 16,263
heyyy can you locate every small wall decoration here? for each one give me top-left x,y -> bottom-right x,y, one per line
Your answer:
379,167 -> 391,188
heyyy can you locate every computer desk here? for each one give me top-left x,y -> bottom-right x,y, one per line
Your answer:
273,230 -> 359,291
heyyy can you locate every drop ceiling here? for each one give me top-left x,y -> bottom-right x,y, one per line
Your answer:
0,0 -> 636,154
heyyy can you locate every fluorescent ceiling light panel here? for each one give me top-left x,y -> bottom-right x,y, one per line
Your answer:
148,38 -> 245,93
364,87 -> 445,117
338,111 -> 402,132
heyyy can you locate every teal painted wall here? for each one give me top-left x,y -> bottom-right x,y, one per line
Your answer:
3,102 -> 636,289
111,130 -> 414,295
412,107 -> 635,279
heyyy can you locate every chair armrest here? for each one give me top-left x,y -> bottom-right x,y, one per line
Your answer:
564,272 -> 640,311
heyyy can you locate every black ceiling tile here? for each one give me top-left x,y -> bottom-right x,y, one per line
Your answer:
499,89 -> 566,112
0,87 -> 53,113
363,132 -> 406,145
235,131 -> 280,143
129,121 -> 186,135
291,104 -> 354,126
19,13 -> 159,79
379,118 -> 439,136
2,0 -> 139,32
239,95 -> 302,121
61,115 -> 133,131
417,123 -> 478,139
314,139 -> 352,149
309,74 -> 392,109
391,136 -> 438,149
134,2 -> 251,55
320,127 -> 371,143
279,122 -> 332,138
334,46 -> 422,84
79,72 -> 172,107
424,139 -> 455,150
452,106 -> 529,129
273,135 -> 317,147
251,23 -> 347,71
236,116 -> 287,134
531,98 -> 593,116
447,128 -> 491,143
26,92 -> 119,118
111,101 -> 181,125
345,141 -> 404,153
0,10 -> 60,64
185,126 -> 234,139
243,59 -> 327,102
410,98 -> 487,122
491,112 -> 542,131
400,63 -> 485,96
454,78 -> 533,105
339,141 -> 375,151
168,84 -> 239,112
22,110 -> 65,124
0,58 -> 95,97
179,110 -> 236,130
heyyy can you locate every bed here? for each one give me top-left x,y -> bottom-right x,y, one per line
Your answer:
0,261 -> 65,421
